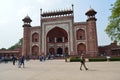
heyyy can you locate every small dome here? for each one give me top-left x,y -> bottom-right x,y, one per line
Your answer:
87,8 -> 95,12
24,15 -> 31,19
85,8 -> 97,16
22,15 -> 32,23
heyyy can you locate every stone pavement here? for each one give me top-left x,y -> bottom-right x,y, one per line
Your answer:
0,60 -> 120,80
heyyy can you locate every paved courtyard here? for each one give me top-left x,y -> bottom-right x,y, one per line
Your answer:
0,60 -> 120,80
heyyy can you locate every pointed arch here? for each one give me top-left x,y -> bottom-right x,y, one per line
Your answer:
76,29 -> 85,40
49,48 -> 55,54
32,45 -> 39,56
32,33 -> 39,42
77,43 -> 86,55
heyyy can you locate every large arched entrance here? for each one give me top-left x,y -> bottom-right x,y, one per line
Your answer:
46,27 -> 68,56
77,43 -> 86,55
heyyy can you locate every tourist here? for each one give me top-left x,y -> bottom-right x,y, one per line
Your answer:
80,53 -> 88,70
12,55 -> 17,65
39,55 -> 46,61
20,56 -> 25,68
18,56 -> 21,68
39,55 -> 42,61
18,55 -> 25,68
106,55 -> 111,61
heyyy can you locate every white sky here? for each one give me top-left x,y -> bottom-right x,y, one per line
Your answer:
0,0 -> 116,49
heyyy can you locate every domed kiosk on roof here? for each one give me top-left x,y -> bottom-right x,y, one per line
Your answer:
22,15 -> 32,23
22,15 -> 32,27
85,7 -> 97,21
85,8 -> 97,16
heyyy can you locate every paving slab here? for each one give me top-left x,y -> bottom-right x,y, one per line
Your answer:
0,60 -> 120,80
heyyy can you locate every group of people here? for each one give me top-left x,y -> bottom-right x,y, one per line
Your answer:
12,55 -> 25,68
39,55 -> 46,61
11,53 -> 88,70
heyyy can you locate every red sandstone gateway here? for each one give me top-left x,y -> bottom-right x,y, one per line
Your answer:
22,5 -> 98,58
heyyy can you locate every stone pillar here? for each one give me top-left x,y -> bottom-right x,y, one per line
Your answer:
62,37 -> 64,42
55,37 -> 57,43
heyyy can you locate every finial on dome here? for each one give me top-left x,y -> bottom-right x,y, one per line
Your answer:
90,5 -> 91,8
40,8 -> 42,14
72,4 -> 74,11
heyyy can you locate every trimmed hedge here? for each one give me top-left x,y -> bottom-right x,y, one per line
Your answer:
89,58 -> 106,62
109,58 -> 120,61
70,57 -> 80,62
70,57 -> 120,62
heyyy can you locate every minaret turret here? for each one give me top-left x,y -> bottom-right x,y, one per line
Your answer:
85,8 -> 98,57
22,15 -> 32,27
22,15 -> 32,56
85,8 -> 97,21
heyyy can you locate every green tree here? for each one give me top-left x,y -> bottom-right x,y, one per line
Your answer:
8,38 -> 23,50
0,48 -> 6,50
105,0 -> 120,44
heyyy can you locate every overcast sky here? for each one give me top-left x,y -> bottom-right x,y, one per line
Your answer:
0,0 -> 116,49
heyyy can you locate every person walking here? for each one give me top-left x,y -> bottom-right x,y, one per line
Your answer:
18,56 -> 25,68
20,56 -> 25,68
12,55 -> 17,65
18,56 -> 21,68
80,53 -> 88,70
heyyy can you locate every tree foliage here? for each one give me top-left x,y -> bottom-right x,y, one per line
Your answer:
0,48 -> 7,50
8,38 -> 23,50
105,0 -> 120,44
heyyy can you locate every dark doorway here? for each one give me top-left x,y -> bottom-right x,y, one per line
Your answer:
57,47 -> 63,55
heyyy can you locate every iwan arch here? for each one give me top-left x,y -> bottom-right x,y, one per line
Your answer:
22,5 -> 98,58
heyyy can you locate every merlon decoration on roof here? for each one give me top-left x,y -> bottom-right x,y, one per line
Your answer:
41,9 -> 73,17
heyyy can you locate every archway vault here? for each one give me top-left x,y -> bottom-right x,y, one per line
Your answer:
46,27 -> 68,55
47,27 -> 68,37
46,26 -> 68,35
47,27 -> 68,43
